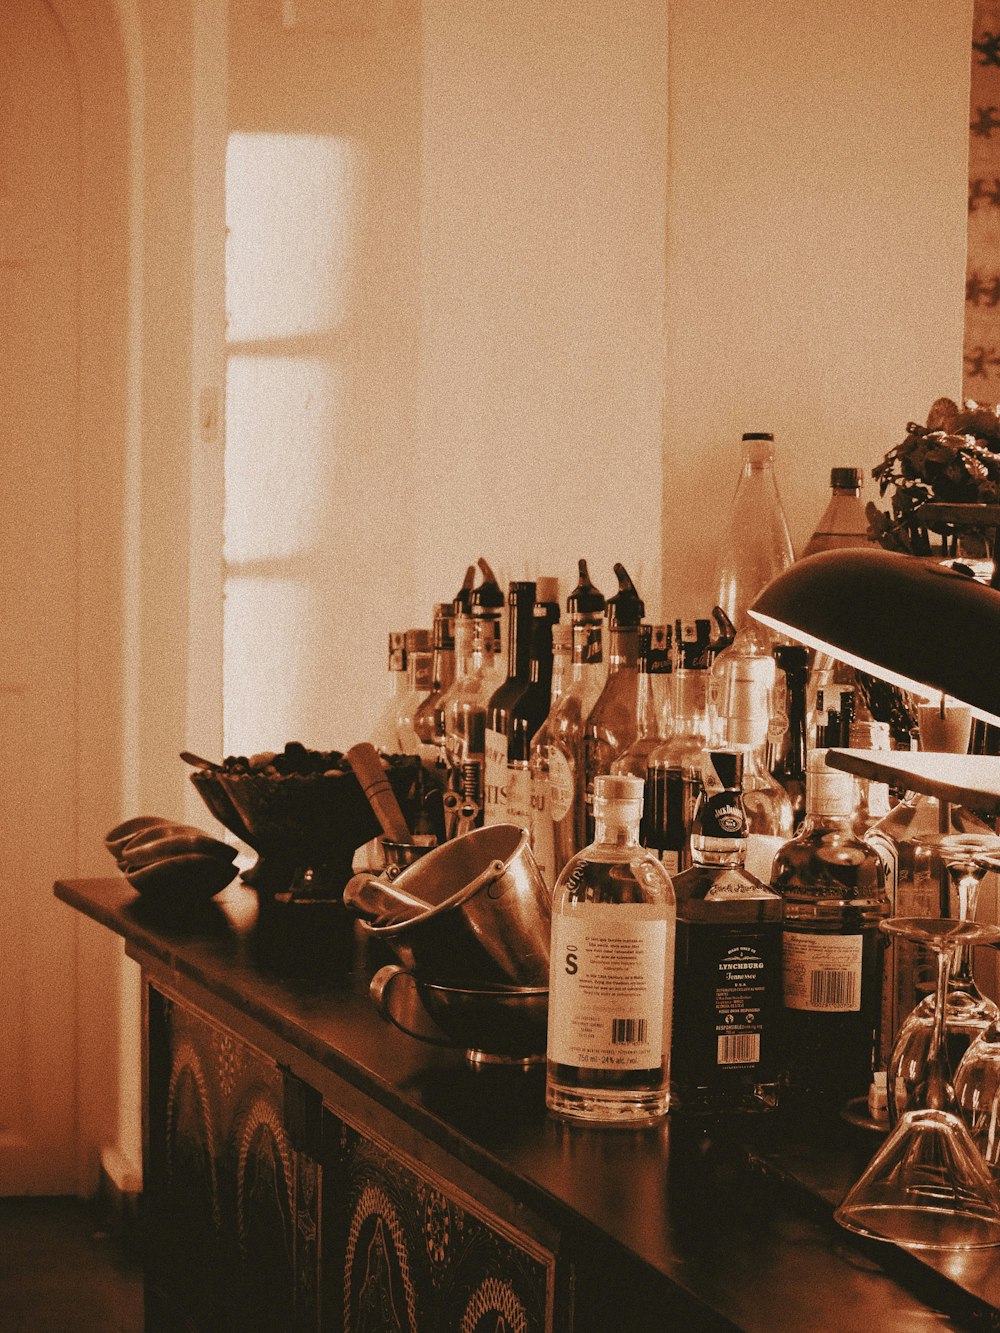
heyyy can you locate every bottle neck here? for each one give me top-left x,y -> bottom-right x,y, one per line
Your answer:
671,669 -> 709,734
550,644 -> 572,702
691,838 -> 746,868
571,619 -> 603,669
506,591 -> 536,681
593,813 -> 642,847
606,624 -> 639,672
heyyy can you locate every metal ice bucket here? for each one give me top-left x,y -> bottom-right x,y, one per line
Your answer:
344,824 -> 551,987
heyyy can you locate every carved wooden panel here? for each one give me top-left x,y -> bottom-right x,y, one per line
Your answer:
321,1110 -> 555,1332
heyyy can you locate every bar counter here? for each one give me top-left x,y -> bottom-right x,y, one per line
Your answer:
57,877 -> 1000,1331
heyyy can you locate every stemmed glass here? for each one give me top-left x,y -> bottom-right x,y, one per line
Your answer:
953,852 -> 1000,1175
888,834 -> 1000,1125
835,916 -> 1000,1250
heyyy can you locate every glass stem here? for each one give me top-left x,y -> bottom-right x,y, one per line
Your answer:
952,869 -> 983,990
925,943 -> 957,1113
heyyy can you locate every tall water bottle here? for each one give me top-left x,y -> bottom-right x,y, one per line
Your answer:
713,431 -> 795,634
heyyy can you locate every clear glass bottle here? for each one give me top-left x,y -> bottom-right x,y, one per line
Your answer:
443,612 -> 501,823
527,622 -> 573,888
505,587 -> 560,836
611,623 -> 672,844
483,581 -> 537,825
645,662 -> 711,876
670,751 -> 783,1115
801,467 -> 871,557
713,432 -> 795,633
582,563 -> 645,842
546,773 -> 676,1126
413,602 -> 458,762
369,631 -> 408,753
772,751 -> 889,1107
395,628 -> 433,753
543,561 -> 607,880
709,627 -> 792,835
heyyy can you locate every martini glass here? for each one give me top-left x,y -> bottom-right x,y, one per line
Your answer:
888,835 -> 1000,1125
835,917 -> 1000,1250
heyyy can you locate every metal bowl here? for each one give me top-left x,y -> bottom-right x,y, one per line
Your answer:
345,824 -> 551,987
371,964 -> 547,1067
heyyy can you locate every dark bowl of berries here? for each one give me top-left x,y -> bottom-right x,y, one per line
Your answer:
187,743 -> 422,900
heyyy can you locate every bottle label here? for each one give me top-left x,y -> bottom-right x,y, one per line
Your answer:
505,764 -> 531,832
547,746 -> 575,823
548,905 -> 669,1072
483,727 -> 508,825
413,654 -> 434,691
704,871 -> 774,901
782,931 -> 863,1011
529,769 -> 557,888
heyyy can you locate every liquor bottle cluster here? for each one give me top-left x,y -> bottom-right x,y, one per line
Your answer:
370,431 -> 992,1127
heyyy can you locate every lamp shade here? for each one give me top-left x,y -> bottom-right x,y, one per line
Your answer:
748,549 -> 1000,727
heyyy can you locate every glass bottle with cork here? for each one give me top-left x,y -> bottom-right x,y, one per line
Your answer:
413,601 -> 459,763
546,773 -> 676,1126
670,750 -> 784,1115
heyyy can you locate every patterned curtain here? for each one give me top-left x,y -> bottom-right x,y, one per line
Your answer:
965,1 -> 1000,402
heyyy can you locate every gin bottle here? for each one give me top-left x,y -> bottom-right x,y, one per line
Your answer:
547,774 -> 676,1126
670,751 -> 783,1114
772,751 -> 889,1106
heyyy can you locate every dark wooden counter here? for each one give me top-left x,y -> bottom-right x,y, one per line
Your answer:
57,877 -> 1000,1331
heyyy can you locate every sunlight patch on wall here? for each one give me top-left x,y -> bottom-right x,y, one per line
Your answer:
224,354 -> 341,563
225,131 -> 356,341
223,130 -> 357,755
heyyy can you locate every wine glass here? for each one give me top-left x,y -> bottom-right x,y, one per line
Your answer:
952,851 -> 1000,1175
888,835 -> 1000,1125
835,916 -> 1000,1250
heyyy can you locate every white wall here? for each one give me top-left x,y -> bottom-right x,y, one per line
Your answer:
664,0 -> 972,614
221,0 -> 972,755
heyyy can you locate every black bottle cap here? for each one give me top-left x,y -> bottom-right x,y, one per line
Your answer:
639,624 -> 672,673
830,466 -> 863,490
507,580 -> 537,604
703,749 -> 744,792
453,565 -> 476,615
774,643 -> 809,674
606,563 -> 644,626
471,557 -> 505,611
742,431 -> 774,441
566,559 -> 606,616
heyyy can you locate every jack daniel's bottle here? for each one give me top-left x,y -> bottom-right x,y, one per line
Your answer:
671,751 -> 783,1114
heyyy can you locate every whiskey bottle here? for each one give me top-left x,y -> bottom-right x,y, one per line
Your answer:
546,774 -> 676,1126
771,751 -> 889,1106
769,644 -> 809,832
670,750 -> 783,1114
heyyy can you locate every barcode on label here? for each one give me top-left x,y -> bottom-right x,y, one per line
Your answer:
611,1018 -> 648,1045
809,968 -> 856,1009
717,1032 -> 760,1066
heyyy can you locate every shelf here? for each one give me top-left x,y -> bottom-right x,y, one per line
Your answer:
825,748 -> 1000,817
